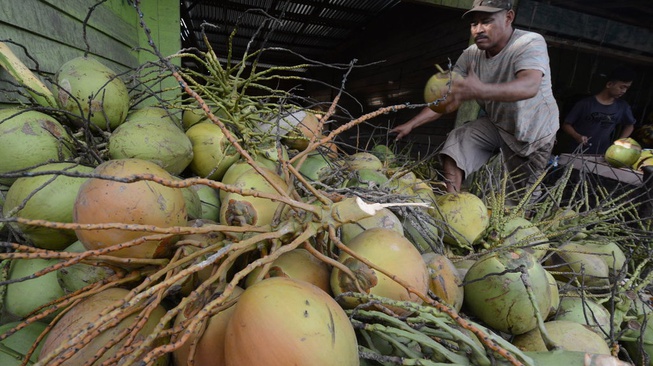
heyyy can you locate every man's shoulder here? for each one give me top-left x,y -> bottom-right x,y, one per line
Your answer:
510,29 -> 548,54
513,28 -> 545,42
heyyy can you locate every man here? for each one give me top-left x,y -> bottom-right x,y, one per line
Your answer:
561,66 -> 637,154
391,0 -> 559,195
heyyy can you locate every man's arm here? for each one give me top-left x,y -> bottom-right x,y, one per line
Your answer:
390,107 -> 442,140
561,122 -> 588,145
619,124 -> 635,139
450,68 -> 542,103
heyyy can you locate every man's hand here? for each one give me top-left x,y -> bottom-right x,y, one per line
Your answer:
450,67 -> 483,103
577,135 -> 589,145
450,67 -> 542,104
389,107 -> 441,141
390,123 -> 413,140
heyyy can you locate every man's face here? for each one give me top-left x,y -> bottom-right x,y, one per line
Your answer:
468,10 -> 513,55
606,80 -> 632,99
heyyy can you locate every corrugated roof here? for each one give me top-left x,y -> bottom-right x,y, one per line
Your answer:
180,0 -> 401,66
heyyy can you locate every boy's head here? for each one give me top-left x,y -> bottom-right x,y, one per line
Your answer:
607,66 -> 636,83
605,66 -> 635,98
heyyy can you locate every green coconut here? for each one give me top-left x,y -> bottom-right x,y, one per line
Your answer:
463,250 -> 551,335
498,217 -> 549,260
423,252 -> 464,312
546,242 -> 611,289
346,168 -> 389,189
186,122 -> 239,180
384,171 -> 419,195
219,158 -> 280,204
331,228 -> 429,310
410,179 -> 438,206
4,258 -> 65,320
181,103 -> 229,130
512,320 -> 610,354
108,110 -> 193,175
180,183 -> 203,221
54,56 -> 130,131
545,270 -> 560,317
341,207 -> 404,244
3,163 -> 94,250
191,184 -> 221,221
430,192 -> 489,249
219,161 -> 256,202
0,108 -> 75,185
0,321 -> 48,365
424,66 -> 464,114
401,215 -> 440,253
294,153 -> 335,183
57,241 -> 117,293
258,141 -> 289,165
544,207 -> 580,232
245,248 -> 331,293
279,111 -> 321,151
553,295 -> 611,334
220,167 -> 289,227
452,258 -> 476,280
604,138 -> 641,168
128,106 -> 182,128
345,152 -> 383,171
0,184 -> 7,204
574,238 -> 627,276
523,350 -> 629,366
370,144 -> 395,166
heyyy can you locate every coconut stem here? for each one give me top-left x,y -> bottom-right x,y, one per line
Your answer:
347,293 -> 534,366
353,312 -> 471,365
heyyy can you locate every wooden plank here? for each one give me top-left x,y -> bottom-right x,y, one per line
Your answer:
0,0 -> 138,69
558,154 -> 644,186
543,34 -> 653,65
41,0 -> 138,48
515,0 -> 653,55
0,25 -> 136,75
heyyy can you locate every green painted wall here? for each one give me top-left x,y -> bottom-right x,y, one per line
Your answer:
0,0 -> 180,104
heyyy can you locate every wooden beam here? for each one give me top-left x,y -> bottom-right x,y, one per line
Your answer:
543,34 -> 653,66
514,0 -> 653,55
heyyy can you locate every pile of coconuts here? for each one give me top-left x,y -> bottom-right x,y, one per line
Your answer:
0,24 -> 650,366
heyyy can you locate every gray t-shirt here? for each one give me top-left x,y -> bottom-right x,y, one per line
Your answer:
454,28 -> 559,156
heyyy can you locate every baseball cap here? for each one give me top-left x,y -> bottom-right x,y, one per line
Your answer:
462,0 -> 512,19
